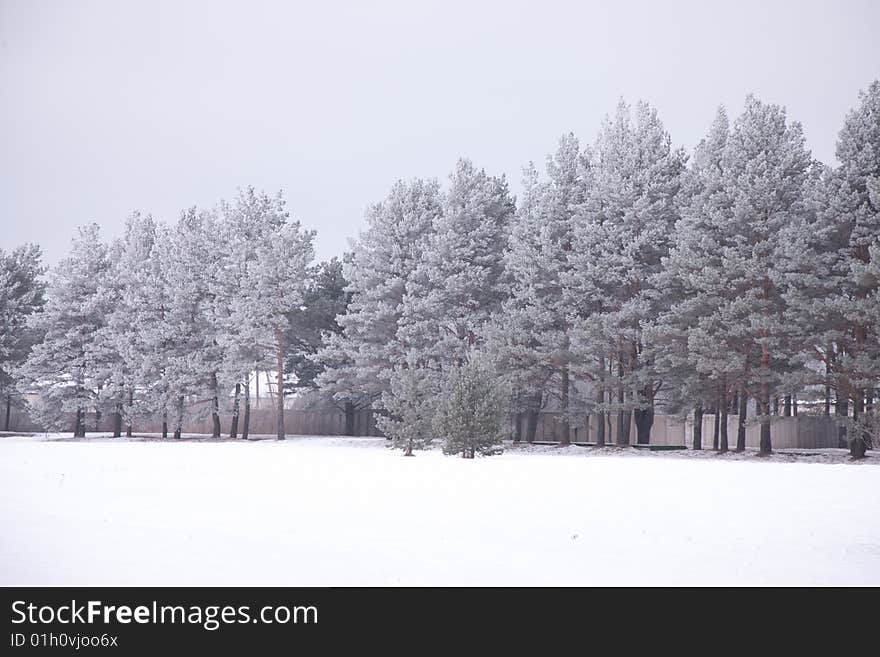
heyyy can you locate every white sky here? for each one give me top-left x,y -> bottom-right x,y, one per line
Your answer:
2,0 -> 879,265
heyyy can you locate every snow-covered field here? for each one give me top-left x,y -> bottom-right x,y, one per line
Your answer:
2,434 -> 878,586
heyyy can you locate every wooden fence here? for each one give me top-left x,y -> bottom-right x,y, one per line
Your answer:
3,404 -> 844,449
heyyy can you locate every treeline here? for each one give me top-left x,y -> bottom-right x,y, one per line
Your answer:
1,190 -> 347,440
315,84 -> 880,459
1,82 -> 878,457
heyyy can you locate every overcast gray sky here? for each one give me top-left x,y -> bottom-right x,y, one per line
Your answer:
2,0 -> 879,265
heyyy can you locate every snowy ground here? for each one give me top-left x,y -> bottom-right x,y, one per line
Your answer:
2,434 -> 878,586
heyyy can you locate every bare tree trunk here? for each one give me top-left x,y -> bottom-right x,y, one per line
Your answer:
3,394 -> 10,431
759,401 -> 771,454
712,389 -> 720,450
719,376 -> 729,453
693,405 -> 703,450
112,403 -> 122,438
173,395 -> 184,439
514,412 -> 523,443
736,387 -> 747,452
616,356 -> 630,446
759,340 -> 772,454
783,395 -> 792,417
126,389 -> 133,437
825,347 -> 833,416
594,356 -> 606,447
94,405 -> 101,434
634,407 -> 653,444
634,383 -> 653,445
161,411 -> 168,439
560,365 -> 570,445
851,392 -> 867,459
793,393 -> 798,416
230,382 -> 240,438
242,378 -> 251,440
209,373 -> 221,438
275,329 -> 285,440
73,407 -> 83,438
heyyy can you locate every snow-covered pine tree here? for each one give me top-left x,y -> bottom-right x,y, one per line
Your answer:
0,244 -> 46,430
285,258 -> 365,434
500,136 -> 589,445
215,187 -> 291,439
400,159 -> 515,376
784,81 -> 880,458
213,187 -> 315,440
433,351 -> 507,458
375,351 -> 436,455
285,258 -> 349,393
90,212 -> 160,437
487,163 -> 552,443
18,224 -> 111,435
712,96 -> 815,454
243,216 -> 314,439
315,179 -> 441,417
159,207 -> 225,438
567,100 -> 687,445
652,106 -> 740,451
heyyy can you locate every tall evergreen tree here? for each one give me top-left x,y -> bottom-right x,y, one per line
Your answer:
159,208 -> 225,438
315,179 -> 441,415
91,212 -> 160,437
501,136 -> 588,444
400,159 -> 515,373
567,100 -> 687,445
18,225 -> 111,435
715,96 -> 815,454
0,244 -> 46,430
785,81 -> 880,458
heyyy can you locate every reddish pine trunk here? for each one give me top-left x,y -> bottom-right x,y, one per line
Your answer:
736,387 -> 747,452
112,404 -> 122,438
126,390 -> 133,437
559,365 -> 570,446
242,378 -> 251,440
230,382 -> 240,438
210,373 -> 221,438
634,382 -> 653,445
719,376 -> 729,453
275,330 -> 285,440
712,388 -> 720,450
851,392 -> 868,459
173,395 -> 184,439
759,338 -> 772,455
